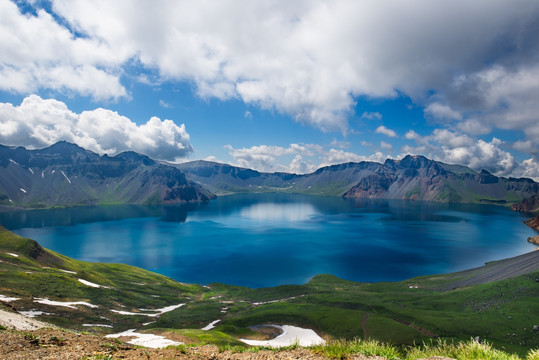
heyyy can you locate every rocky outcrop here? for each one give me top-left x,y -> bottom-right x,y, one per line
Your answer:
511,194 -> 539,212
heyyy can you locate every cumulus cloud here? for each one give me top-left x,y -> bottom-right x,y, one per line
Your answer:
401,128 -> 532,179
0,0 -> 126,100
224,142 -> 393,174
3,0 -> 539,135
0,95 -> 193,161
375,125 -> 398,138
424,103 -> 462,121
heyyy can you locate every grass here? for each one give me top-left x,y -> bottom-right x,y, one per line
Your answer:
406,339 -> 525,360
1,226 -> 537,356
313,338 -> 402,359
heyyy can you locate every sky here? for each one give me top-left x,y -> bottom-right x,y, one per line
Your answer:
0,0 -> 538,180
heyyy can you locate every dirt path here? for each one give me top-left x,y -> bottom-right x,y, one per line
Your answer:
361,313 -> 370,340
0,308 -> 55,331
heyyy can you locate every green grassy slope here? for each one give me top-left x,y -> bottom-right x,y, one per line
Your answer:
0,226 -> 537,355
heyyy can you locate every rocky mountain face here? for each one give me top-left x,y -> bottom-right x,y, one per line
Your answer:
511,194 -> 539,212
177,155 -> 539,205
0,142 -> 215,208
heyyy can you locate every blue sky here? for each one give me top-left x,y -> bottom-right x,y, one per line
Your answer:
0,0 -> 538,179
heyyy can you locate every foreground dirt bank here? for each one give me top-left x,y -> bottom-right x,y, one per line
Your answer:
0,328 -> 389,360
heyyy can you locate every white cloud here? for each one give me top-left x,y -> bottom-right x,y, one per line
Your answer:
516,158 -> 539,180
360,112 -> 382,120
404,130 -> 421,141
3,0 -> 538,135
0,95 -> 193,161
380,141 -> 393,151
403,128 -> 525,178
375,125 -> 398,138
288,155 -> 317,174
431,129 -> 473,149
224,143 -> 391,174
159,100 -> 172,108
424,103 -> 462,121
0,0 -> 126,100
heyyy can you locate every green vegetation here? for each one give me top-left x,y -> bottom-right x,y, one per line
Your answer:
313,338 -> 401,359
0,226 -> 537,357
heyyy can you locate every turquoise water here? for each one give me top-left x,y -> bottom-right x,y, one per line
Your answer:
1,194 -> 536,287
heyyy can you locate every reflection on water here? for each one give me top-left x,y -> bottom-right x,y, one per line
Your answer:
240,203 -> 318,222
0,193 -> 536,288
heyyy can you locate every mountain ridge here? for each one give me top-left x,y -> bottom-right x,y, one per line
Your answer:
0,141 -> 215,208
1,142 -> 537,209
176,154 -> 538,205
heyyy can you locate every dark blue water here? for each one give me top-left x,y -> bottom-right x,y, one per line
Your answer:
1,194 -> 536,288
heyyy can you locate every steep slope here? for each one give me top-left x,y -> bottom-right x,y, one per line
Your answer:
177,156 -> 538,205
344,155 -> 539,203
511,194 -> 539,212
0,142 -> 215,208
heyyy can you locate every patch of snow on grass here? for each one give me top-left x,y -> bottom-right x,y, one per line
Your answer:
19,188 -> 26,193
240,325 -> 325,347
9,159 -> 19,165
78,279 -> 109,288
34,298 -> 98,309
83,323 -> 112,328
106,329 -> 183,349
0,294 -> 20,302
60,269 -> 76,274
111,303 -> 184,317
28,168 -> 34,174
19,310 -> 52,318
252,296 -> 296,306
201,319 -> 220,330
6,253 -> 19,258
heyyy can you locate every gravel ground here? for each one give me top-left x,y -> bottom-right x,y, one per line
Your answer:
441,250 -> 539,290
0,328 -> 389,360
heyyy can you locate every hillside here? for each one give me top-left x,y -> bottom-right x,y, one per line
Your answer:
0,226 -> 537,356
512,194 -> 539,212
176,156 -> 538,205
0,142 -> 215,208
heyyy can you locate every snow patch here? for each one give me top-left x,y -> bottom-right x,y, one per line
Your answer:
6,253 -> 19,258
19,310 -> 52,318
9,159 -> 19,165
253,296 -> 296,306
41,170 -> 45,179
78,278 -> 109,288
19,188 -> 27,193
106,329 -> 182,349
28,168 -> 34,175
240,325 -> 325,347
83,323 -> 113,328
60,269 -> 76,274
111,303 -> 184,317
61,170 -> 71,184
34,298 -> 98,309
0,294 -> 20,302
201,319 -> 220,330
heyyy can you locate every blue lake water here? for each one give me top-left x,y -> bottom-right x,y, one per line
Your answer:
1,194 -> 536,288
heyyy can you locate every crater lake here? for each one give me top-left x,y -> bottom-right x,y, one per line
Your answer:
1,194 -> 536,288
